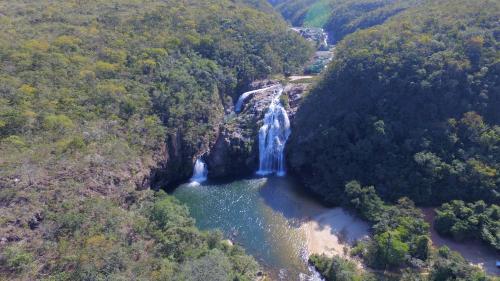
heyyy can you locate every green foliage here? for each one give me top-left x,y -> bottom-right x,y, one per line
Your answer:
8,193 -> 260,281
429,247 -> 489,281
1,245 -> 34,273
288,0 -> 500,205
280,93 -> 290,109
323,0 -> 423,43
176,249 -> 232,281
373,231 -> 409,269
0,0 -> 311,279
434,200 -> 500,250
345,184 -> 431,270
303,0 -> 333,27
273,0 -> 423,42
149,192 -> 193,230
309,254 -> 375,281
368,199 -> 430,269
343,180 -> 386,222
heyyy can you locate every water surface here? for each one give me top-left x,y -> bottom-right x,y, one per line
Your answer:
173,176 -> 369,280
173,176 -> 499,278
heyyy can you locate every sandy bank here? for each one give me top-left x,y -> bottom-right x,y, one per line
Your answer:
301,208 -> 369,260
422,208 -> 500,276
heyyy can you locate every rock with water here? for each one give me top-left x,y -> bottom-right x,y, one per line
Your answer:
291,27 -> 329,51
207,81 -> 309,178
257,85 -> 290,176
190,158 -> 208,184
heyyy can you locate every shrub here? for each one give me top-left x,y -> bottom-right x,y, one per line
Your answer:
2,245 -> 33,273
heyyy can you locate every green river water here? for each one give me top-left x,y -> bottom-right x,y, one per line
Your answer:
173,176 -> 331,280
173,175 -> 500,279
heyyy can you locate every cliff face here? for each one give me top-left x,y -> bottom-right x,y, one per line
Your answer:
150,93 -> 225,190
148,80 -> 309,188
206,81 -> 309,178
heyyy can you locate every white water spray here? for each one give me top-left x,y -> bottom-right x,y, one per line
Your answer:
190,158 -> 208,185
257,85 -> 291,176
235,84 -> 279,113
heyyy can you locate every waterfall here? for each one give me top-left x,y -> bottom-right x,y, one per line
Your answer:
235,84 -> 279,113
257,85 -> 291,176
190,158 -> 208,185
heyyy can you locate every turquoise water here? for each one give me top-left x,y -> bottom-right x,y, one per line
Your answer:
173,176 -> 326,280
173,176 -> 500,278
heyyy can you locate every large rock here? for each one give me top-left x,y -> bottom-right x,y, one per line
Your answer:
206,80 -> 309,178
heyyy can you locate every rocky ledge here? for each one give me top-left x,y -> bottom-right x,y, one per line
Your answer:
206,80 -> 310,178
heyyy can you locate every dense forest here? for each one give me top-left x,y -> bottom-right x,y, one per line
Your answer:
0,0 -> 312,279
286,0 -> 500,278
434,200 -> 499,250
309,181 -> 494,280
271,0 -> 423,43
288,0 -> 500,206
1,0 -> 499,279
310,246 -> 493,281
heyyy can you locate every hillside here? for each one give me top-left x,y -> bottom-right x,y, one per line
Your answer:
272,0 -> 423,43
0,0 -> 312,279
287,0 -> 500,205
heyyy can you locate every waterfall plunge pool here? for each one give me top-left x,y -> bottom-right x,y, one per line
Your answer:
172,176 -> 370,280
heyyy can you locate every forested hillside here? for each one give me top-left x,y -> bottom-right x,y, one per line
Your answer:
434,200 -> 499,250
0,0 -> 312,279
288,0 -> 500,205
272,0 -> 422,43
310,181 -> 493,280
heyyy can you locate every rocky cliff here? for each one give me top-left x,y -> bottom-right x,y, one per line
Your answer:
148,80 -> 309,188
206,80 -> 309,178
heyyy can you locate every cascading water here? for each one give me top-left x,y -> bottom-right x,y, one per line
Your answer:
190,158 -> 208,185
235,84 -> 279,113
257,85 -> 291,176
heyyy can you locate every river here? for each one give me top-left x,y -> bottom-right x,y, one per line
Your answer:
173,176 -> 370,280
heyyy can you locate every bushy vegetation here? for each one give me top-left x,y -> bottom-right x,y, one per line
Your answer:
288,0 -> 500,206
323,0 -> 422,43
1,190 -> 260,280
429,246 -> 490,281
330,182 -> 495,279
0,0 -> 313,279
273,0 -> 331,27
309,254 -> 376,281
434,200 -> 499,250
345,182 -> 430,270
269,0 -> 312,23
311,248 -> 494,281
272,0 -> 422,42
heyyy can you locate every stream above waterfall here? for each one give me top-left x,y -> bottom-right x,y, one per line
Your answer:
173,176 -> 370,280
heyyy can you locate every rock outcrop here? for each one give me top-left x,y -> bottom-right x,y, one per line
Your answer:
148,80 -> 310,187
206,80 -> 309,178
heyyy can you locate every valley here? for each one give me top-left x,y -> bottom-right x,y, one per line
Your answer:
0,0 -> 498,280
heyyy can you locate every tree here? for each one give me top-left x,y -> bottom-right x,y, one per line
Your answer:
372,231 -> 409,269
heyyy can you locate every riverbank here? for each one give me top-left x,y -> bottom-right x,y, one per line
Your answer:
173,176 -> 370,280
422,208 -> 499,276
301,208 -> 369,263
